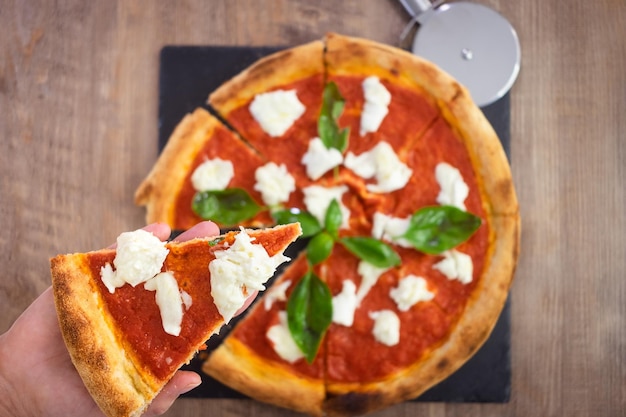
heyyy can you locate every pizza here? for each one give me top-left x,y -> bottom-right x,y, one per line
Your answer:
135,33 -> 520,416
50,223 -> 302,417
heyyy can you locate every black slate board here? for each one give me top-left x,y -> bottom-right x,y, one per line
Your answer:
158,45 -> 512,403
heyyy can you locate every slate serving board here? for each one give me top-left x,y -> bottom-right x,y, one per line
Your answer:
158,45 -> 512,403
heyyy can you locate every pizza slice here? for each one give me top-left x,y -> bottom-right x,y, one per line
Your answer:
203,253 -> 326,416
134,107 -> 273,230
50,223 -> 301,417
207,41 -> 325,188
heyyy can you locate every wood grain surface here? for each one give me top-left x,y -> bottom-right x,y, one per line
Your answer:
1,1 -> 624,416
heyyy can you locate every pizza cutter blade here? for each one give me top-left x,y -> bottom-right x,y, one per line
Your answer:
400,1 -> 521,107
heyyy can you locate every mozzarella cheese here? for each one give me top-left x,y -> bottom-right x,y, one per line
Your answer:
249,89 -> 306,137
369,310 -> 400,346
267,311 -> 304,363
435,162 -> 469,210
254,162 -> 296,207
344,142 -> 412,193
144,272 -> 184,336
360,76 -> 391,136
191,158 -> 234,192
371,212 -> 413,248
264,279 -> 292,311
355,261 -> 389,305
100,229 -> 169,293
433,249 -> 473,284
302,184 -> 350,229
301,137 -> 344,180
390,275 -> 434,312
332,280 -> 358,327
209,229 -> 290,323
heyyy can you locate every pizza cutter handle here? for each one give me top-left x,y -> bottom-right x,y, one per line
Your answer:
397,0 -> 434,17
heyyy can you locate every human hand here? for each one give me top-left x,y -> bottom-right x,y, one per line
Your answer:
0,221 -> 252,417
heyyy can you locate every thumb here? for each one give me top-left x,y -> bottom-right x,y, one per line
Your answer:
143,371 -> 201,416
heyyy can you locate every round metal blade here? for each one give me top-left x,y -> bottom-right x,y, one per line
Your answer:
412,2 -> 520,106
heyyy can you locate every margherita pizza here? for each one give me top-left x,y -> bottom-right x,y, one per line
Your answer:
135,33 -> 520,416
50,223 -> 301,417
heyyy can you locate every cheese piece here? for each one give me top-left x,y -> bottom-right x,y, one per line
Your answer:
360,76 -> 391,136
301,137 -> 344,180
369,310 -> 400,346
371,212 -> 413,248
433,249 -> 473,284
100,229 -> 169,293
254,162 -> 296,207
390,275 -> 434,312
181,290 -> 193,310
267,311 -> 304,363
355,261 -> 389,305
344,142 -> 412,193
264,279 -> 291,311
249,89 -> 306,137
144,272 -> 184,336
302,184 -> 350,229
332,280 -> 358,327
191,158 -> 234,192
209,229 -> 290,323
435,162 -> 469,210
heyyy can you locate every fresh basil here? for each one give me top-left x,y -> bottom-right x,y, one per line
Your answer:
272,208 -> 322,238
319,82 -> 349,153
400,205 -> 482,254
339,236 -> 401,268
306,231 -> 335,266
324,199 -> 343,239
287,271 -> 333,364
192,188 -> 262,226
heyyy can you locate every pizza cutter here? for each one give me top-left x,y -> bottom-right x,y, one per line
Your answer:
397,0 -> 521,107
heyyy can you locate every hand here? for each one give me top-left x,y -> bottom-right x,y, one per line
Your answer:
0,221 -> 247,417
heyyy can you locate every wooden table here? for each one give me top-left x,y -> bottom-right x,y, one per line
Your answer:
1,1 -> 624,416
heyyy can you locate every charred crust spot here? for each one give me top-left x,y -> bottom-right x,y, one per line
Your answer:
324,391 -> 382,416
436,358 -> 449,371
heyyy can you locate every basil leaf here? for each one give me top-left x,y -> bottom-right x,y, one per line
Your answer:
319,82 -> 350,153
306,231 -> 335,266
272,208 -> 322,238
339,236 -> 401,268
400,205 -> 482,254
324,199 -> 342,239
192,188 -> 261,226
287,271 -> 332,363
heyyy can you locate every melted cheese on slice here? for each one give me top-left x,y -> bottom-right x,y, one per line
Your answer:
209,229 -> 290,323
254,162 -> 296,207
249,89 -> 306,137
302,184 -> 350,229
344,142 -> 412,193
301,137 -> 344,180
267,311 -> 304,363
191,158 -> 234,192
369,310 -> 400,346
360,76 -> 391,136
433,249 -> 473,284
371,212 -> 413,248
332,280 -> 358,327
435,162 -> 469,210
144,272 -> 184,336
389,275 -> 434,312
100,229 -> 169,293
355,261 -> 389,305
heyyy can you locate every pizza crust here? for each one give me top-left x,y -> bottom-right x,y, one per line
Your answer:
208,40 -> 324,116
204,337 -> 325,416
51,254 -> 159,417
134,108 -> 220,227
